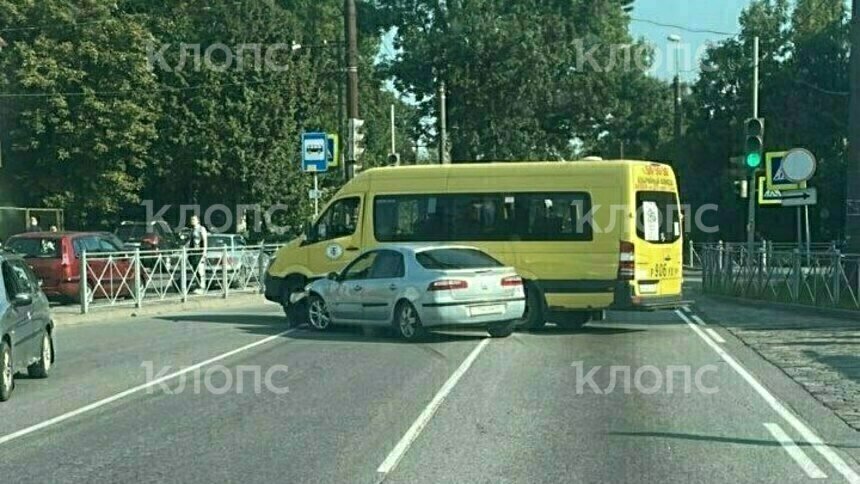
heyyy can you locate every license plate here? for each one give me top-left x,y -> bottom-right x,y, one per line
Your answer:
639,283 -> 658,295
469,304 -> 505,317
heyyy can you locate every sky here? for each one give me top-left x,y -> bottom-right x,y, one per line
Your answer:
630,0 -> 751,81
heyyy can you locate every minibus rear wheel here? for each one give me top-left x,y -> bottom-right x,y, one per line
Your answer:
517,282 -> 546,331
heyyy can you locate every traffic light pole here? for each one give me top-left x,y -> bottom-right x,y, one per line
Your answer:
746,36 -> 760,258
344,0 -> 359,180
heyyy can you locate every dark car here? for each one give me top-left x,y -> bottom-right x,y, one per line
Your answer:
0,250 -> 54,401
5,232 -> 132,303
115,221 -> 180,253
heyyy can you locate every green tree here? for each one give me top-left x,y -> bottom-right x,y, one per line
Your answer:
0,0 -> 160,228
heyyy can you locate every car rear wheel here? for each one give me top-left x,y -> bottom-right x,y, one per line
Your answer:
554,311 -> 590,330
487,321 -> 516,338
307,294 -> 332,331
28,330 -> 53,378
0,340 -> 13,402
395,301 -> 425,341
517,282 -> 546,331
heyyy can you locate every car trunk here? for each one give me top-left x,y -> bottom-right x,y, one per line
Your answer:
432,268 -> 520,302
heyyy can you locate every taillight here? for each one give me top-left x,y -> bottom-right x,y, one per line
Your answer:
618,241 -> 635,280
501,276 -> 523,287
427,280 -> 469,291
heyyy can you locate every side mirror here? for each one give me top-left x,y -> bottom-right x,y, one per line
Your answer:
12,293 -> 32,307
327,271 -> 340,282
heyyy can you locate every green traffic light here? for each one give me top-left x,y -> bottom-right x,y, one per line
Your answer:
745,152 -> 761,168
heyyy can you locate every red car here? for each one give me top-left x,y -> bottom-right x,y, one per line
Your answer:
5,232 -> 133,303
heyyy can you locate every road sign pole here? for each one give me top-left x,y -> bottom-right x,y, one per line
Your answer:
805,205 -> 811,264
747,36 -> 760,260
313,173 -> 319,218
797,207 -> 802,253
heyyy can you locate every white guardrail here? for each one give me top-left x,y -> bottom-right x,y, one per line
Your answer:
79,244 -> 282,314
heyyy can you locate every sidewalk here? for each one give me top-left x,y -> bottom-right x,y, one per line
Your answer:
694,293 -> 860,431
50,292 -> 277,327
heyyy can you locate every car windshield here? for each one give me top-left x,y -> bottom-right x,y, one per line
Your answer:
415,248 -> 503,270
5,238 -> 60,258
208,236 -> 231,248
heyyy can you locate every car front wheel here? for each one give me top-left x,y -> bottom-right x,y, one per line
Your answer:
0,340 -> 13,402
307,294 -> 332,331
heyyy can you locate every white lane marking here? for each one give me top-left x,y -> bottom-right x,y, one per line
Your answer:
675,310 -> 860,484
0,328 -> 298,446
682,306 -> 693,313
377,338 -> 490,475
691,314 -> 707,326
704,328 -> 725,343
765,422 -> 828,479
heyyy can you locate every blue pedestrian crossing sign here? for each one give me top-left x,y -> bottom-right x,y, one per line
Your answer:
766,151 -> 805,191
302,132 -> 329,173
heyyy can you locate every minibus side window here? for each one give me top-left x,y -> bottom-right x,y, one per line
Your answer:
635,191 -> 681,244
374,192 -> 592,242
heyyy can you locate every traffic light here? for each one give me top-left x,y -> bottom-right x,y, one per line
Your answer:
387,153 -> 400,165
733,180 -> 748,199
744,117 -> 765,169
348,118 -> 366,162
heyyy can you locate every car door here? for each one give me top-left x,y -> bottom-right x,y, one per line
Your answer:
331,251 -> 378,322
1,261 -> 38,365
361,250 -> 406,323
12,260 -> 50,348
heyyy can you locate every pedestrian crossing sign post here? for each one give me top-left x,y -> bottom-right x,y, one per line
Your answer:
766,151 -> 806,191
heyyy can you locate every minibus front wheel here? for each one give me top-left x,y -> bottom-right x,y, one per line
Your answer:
281,275 -> 309,327
517,282 -> 546,331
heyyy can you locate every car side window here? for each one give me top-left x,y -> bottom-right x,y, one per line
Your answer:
368,251 -> 405,279
2,262 -> 18,300
7,261 -> 33,294
341,252 -> 378,281
309,197 -> 360,244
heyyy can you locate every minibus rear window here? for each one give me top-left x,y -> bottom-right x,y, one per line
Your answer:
635,191 -> 681,244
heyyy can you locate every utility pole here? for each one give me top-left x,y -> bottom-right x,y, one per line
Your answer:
847,0 -> 860,248
668,35 -> 682,168
746,36 -> 760,256
438,81 -> 449,164
344,0 -> 359,180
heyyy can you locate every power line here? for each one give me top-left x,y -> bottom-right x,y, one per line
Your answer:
630,17 -> 739,37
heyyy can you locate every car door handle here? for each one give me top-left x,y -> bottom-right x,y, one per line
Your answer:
388,284 -> 397,291
346,247 -> 360,252
353,285 -> 363,291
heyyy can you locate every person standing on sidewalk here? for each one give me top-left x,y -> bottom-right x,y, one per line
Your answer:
189,215 -> 208,295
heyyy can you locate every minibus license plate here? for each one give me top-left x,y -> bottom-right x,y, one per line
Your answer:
639,283 -> 658,295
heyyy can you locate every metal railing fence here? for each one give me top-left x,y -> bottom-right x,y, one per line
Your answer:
79,244 -> 281,313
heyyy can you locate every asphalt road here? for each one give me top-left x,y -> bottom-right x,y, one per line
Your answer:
2,300 -> 860,483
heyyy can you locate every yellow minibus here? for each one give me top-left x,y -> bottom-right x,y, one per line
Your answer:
265,160 -> 684,328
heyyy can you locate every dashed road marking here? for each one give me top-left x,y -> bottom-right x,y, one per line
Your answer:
704,327 -> 725,343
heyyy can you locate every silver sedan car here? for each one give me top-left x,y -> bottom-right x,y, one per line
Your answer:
305,246 -> 526,340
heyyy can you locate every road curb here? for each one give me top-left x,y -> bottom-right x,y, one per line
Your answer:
52,293 -> 273,327
696,293 -> 860,324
